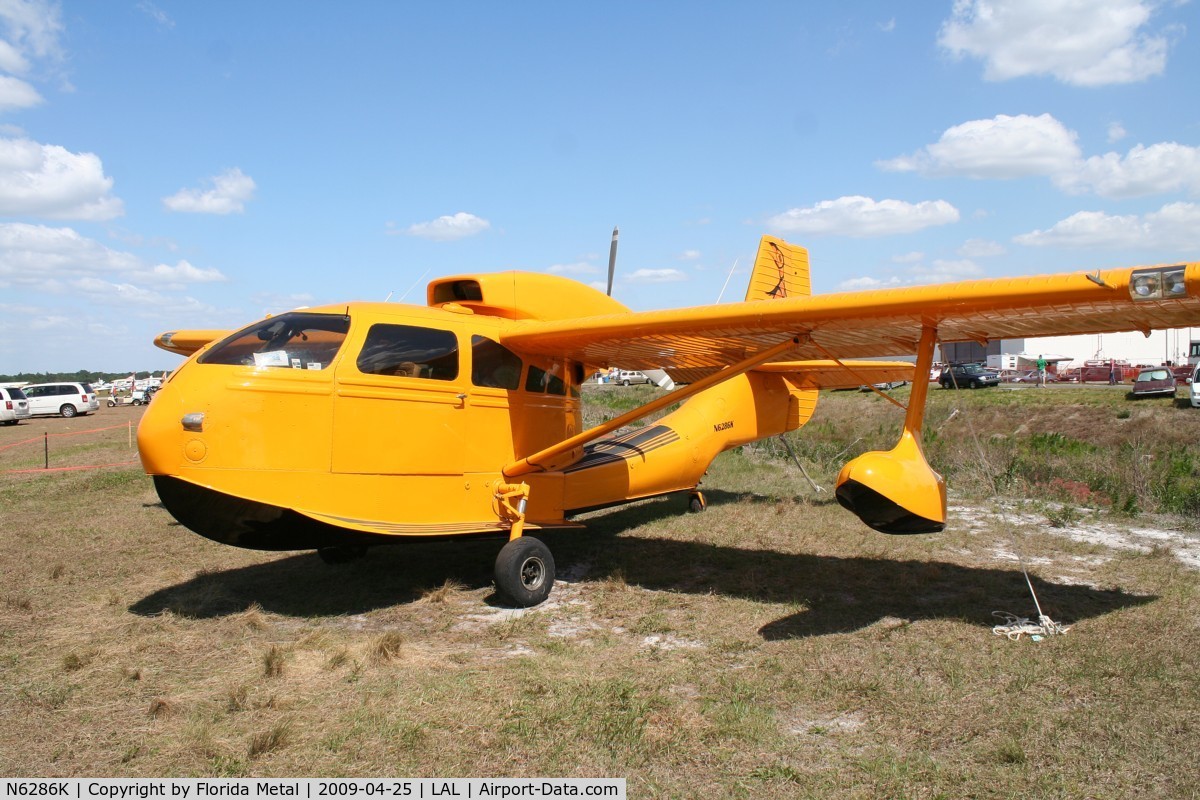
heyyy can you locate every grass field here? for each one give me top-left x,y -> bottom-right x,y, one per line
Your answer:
1,387 -> 1198,797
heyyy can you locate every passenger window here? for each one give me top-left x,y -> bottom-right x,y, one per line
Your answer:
526,362 -> 565,395
200,313 -> 351,369
471,336 -> 522,390
569,362 -> 585,398
358,324 -> 459,380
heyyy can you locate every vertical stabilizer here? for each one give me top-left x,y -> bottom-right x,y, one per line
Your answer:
744,235 -> 810,301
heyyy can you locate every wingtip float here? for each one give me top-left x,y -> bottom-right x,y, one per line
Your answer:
138,236 -> 1200,606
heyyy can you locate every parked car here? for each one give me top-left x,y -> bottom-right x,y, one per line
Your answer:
1010,369 -> 1058,384
615,370 -> 651,386
0,386 -> 31,425
939,363 -> 1000,389
20,382 -> 100,418
1191,365 -> 1200,408
1129,368 -> 1176,398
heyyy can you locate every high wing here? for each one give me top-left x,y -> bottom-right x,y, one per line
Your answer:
500,262 -> 1200,380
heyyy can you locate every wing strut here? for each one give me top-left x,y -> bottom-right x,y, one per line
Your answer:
502,335 -> 804,478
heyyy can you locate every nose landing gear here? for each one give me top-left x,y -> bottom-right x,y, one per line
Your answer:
494,536 -> 555,607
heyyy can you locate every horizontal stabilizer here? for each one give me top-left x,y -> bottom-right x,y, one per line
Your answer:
153,329 -> 231,356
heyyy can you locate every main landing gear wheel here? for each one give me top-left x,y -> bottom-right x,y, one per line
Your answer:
688,491 -> 707,513
494,536 -> 555,607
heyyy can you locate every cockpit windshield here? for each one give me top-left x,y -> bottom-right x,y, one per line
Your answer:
199,312 -> 351,370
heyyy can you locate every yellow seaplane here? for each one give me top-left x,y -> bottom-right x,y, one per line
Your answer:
138,236 -> 1200,606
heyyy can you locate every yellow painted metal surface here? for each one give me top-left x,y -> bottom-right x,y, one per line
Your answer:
138,234 -> 1200,550
500,261 -> 1200,374
745,235 -> 811,301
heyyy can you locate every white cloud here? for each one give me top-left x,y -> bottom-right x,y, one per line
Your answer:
72,276 -> 176,307
0,223 -> 224,293
0,40 -> 30,73
910,258 -> 986,284
767,196 -> 960,237
0,0 -> 65,63
545,261 -> 598,275
626,268 -> 687,283
0,222 -> 137,285
0,0 -> 66,113
0,74 -> 40,109
404,212 -> 490,241
958,238 -> 1007,258
163,168 -> 256,214
938,0 -> 1173,86
881,114 -> 1200,199
836,275 -> 902,291
1013,202 -> 1200,249
136,260 -> 227,286
0,137 -> 123,219
1055,142 -> 1200,198
1107,122 -> 1128,143
136,1 -> 174,29
892,251 -> 925,264
679,249 -> 701,261
879,114 -> 1080,178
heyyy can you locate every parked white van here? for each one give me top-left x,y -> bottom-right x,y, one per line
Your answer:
21,382 -> 100,418
1191,365 -> 1200,409
0,385 -> 31,425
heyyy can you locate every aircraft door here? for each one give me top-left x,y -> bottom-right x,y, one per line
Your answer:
463,334 -> 521,473
332,322 -> 466,476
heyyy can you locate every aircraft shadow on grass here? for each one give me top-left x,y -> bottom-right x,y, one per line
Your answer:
129,489 -> 1154,638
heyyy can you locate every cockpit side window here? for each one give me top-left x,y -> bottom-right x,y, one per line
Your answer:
199,313 -> 350,369
357,324 -> 459,380
471,335 -> 523,390
569,362 -> 585,398
526,362 -> 566,395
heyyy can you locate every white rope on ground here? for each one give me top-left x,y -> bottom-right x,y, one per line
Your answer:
992,611 -> 1071,641
939,344 -> 1069,640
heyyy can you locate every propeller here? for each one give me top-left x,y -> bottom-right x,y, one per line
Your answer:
606,226 -> 618,297
603,225 -> 672,389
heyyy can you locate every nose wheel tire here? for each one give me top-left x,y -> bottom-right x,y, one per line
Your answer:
494,536 -> 555,607
688,491 -> 707,513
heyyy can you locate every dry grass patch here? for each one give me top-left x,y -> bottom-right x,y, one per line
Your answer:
247,719 -> 292,758
369,631 -> 406,663
262,645 -> 289,678
1,396 -> 1198,795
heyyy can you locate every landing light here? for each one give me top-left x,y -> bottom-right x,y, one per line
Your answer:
1130,266 -> 1188,300
1162,268 -> 1186,297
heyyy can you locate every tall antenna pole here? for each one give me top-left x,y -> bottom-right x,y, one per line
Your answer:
606,226 -> 619,297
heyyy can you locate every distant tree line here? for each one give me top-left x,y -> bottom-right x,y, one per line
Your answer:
0,370 -> 163,384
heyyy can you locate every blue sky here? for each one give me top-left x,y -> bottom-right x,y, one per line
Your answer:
1,0 -> 1198,373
